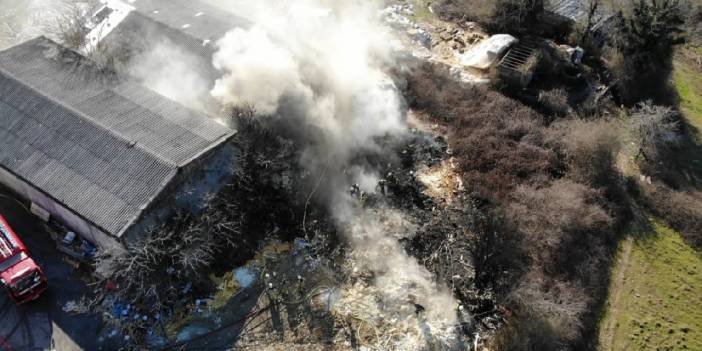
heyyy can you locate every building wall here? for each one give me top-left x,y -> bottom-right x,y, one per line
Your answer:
0,166 -> 122,251
120,142 -> 238,247
0,141 -> 237,251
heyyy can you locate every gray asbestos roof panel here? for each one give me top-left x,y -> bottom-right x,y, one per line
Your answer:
130,0 -> 250,43
0,37 -> 235,236
546,0 -> 614,25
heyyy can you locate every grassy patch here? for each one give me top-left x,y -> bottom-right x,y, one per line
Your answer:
397,0 -> 436,23
600,220 -> 702,350
669,49 -> 702,185
674,55 -> 702,138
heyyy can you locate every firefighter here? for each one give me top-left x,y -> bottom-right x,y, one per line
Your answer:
377,178 -> 387,195
386,172 -> 396,183
349,183 -> 360,197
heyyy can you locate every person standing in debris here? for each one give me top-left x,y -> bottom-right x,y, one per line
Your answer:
386,172 -> 396,184
358,190 -> 368,207
407,294 -> 425,315
349,183 -> 360,197
377,178 -> 387,195
264,272 -> 279,303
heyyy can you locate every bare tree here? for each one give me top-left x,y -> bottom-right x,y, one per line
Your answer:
581,0 -> 601,45
50,1 -> 100,50
630,101 -> 682,162
492,0 -> 545,32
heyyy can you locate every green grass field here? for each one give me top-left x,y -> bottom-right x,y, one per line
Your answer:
668,45 -> 702,186
674,49 -> 702,138
600,220 -> 702,351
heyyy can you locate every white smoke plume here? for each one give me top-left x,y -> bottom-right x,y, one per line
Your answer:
128,40 -> 215,114
211,0 -> 405,159
211,0 -> 460,348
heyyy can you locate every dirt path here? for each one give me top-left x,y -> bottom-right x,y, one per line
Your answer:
599,236 -> 634,351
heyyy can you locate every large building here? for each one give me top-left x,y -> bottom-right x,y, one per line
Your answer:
78,0 -> 251,116
0,37 -> 237,250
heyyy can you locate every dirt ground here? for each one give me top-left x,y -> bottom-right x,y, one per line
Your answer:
0,190 -> 101,351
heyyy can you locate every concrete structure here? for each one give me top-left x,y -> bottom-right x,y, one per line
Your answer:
0,37 -> 237,250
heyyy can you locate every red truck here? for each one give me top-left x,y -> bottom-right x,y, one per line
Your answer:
0,214 -> 46,303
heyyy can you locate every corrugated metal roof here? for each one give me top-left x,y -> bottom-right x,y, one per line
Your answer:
97,0 -> 251,86
546,0 -> 613,25
130,0 -> 250,44
103,11 -> 222,85
0,37 -> 235,237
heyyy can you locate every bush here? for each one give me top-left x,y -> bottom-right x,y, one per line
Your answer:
538,88 -> 571,117
400,60 -> 621,350
491,0 -> 545,32
401,61 -> 558,202
492,304 -> 568,351
496,273 -> 589,350
435,0 -> 545,34
549,118 -> 622,186
497,179 -> 614,348
506,180 -> 613,271
434,0 -> 496,23
630,101 -> 683,165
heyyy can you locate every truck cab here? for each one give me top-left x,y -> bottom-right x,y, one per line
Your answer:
0,215 -> 46,304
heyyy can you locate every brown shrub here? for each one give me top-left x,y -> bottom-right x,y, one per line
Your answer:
549,118 -> 622,186
434,0 -> 496,23
538,88 -> 571,117
436,0 -> 545,34
401,61 -> 559,202
496,179 -> 615,348
506,180 -> 613,271
492,306 -> 567,351
495,272 -> 589,350
400,60 -> 621,349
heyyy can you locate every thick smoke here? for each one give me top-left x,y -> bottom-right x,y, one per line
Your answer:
211,0 -> 405,159
211,0 -> 460,347
128,40 -> 215,114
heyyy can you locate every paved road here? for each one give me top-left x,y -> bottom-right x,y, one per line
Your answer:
0,193 -> 101,351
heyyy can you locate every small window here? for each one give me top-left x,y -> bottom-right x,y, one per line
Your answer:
0,252 -> 27,272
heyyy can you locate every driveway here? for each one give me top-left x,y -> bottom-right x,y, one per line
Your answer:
0,192 -> 101,351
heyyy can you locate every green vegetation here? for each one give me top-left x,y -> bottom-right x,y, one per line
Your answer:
600,220 -> 702,351
408,0 -> 436,22
674,55 -> 702,138
669,47 -> 702,185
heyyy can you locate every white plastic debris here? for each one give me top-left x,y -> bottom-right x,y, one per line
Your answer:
415,27 -> 432,48
380,5 -> 413,29
63,231 -> 76,245
62,300 -> 86,314
458,34 -> 517,70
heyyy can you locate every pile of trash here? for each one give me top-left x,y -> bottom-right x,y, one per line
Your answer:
380,4 -> 505,83
380,3 -> 433,53
458,34 -> 517,70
